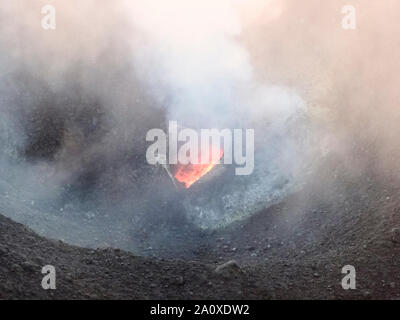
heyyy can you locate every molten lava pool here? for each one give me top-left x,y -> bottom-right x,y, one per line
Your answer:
174,148 -> 224,188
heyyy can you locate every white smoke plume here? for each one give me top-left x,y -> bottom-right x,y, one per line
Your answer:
124,0 -> 302,129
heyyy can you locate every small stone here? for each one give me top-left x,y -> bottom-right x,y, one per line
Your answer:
362,290 -> 371,297
85,259 -> 94,265
175,276 -> 185,286
391,228 -> 400,243
21,261 -> 38,271
215,260 -> 240,274
65,273 -> 73,283
11,264 -> 23,272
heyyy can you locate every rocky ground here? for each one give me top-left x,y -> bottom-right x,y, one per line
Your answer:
1,155 -> 399,300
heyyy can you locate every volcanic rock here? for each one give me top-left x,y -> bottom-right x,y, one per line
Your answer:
214,260 -> 240,274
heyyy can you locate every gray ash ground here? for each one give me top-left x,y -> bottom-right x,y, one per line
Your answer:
1,156 -> 399,299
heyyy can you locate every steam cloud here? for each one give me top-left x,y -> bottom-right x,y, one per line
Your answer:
125,0 -> 302,129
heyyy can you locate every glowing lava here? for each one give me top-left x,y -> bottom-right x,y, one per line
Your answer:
174,148 -> 224,188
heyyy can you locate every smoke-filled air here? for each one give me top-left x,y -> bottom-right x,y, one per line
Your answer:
0,0 -> 399,259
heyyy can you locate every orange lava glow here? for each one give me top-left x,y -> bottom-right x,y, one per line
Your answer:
174,148 -> 224,188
